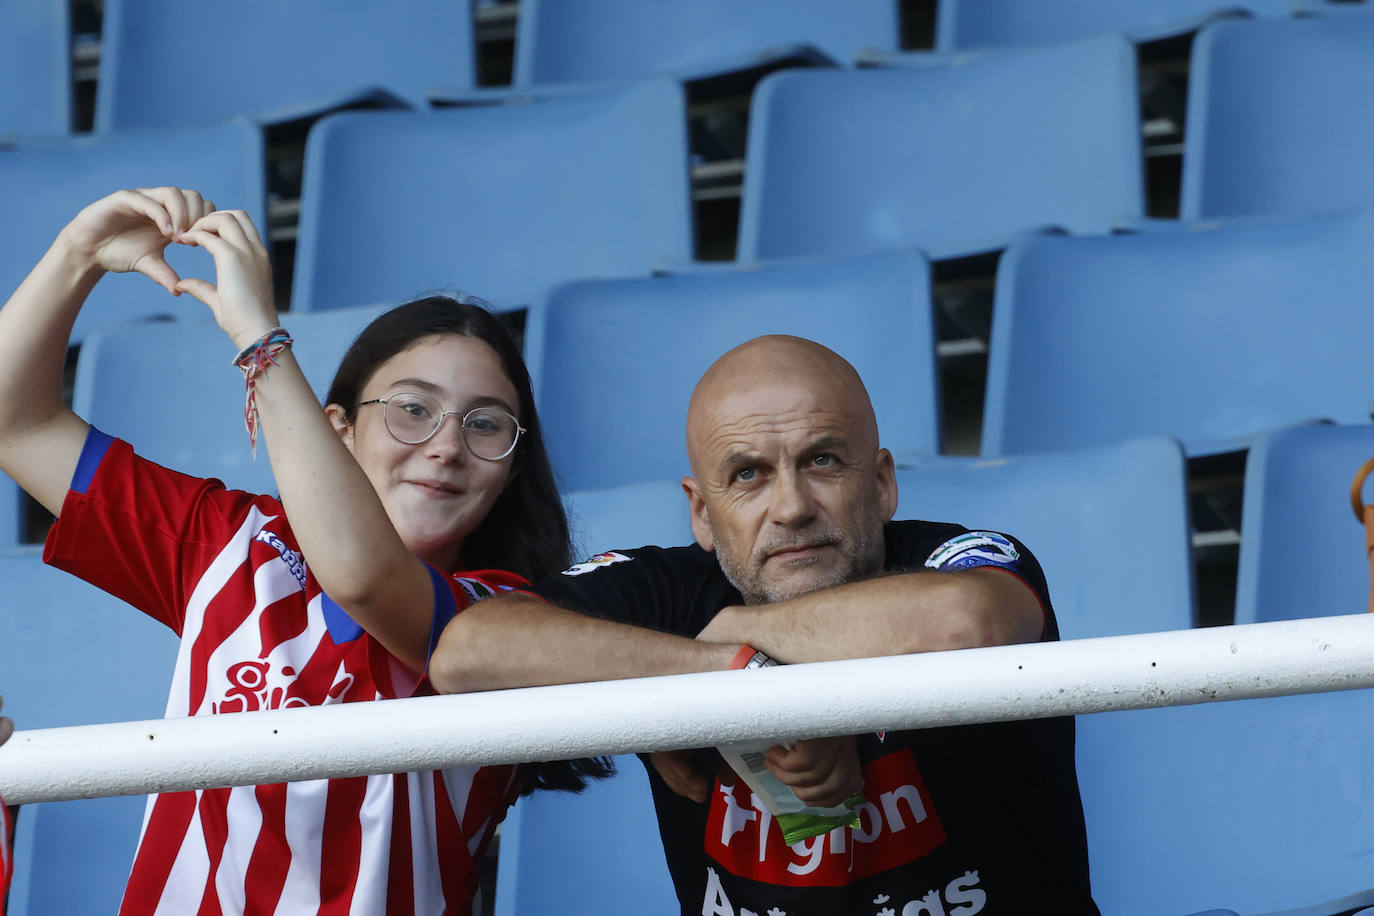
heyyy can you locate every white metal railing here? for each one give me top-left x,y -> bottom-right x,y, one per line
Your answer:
3,613 -> 1374,806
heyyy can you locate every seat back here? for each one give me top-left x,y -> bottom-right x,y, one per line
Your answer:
0,0 -> 70,137
497,482 -> 691,915
564,480 -> 695,562
292,81 -> 693,312
96,0 -> 474,130
514,0 -> 897,85
1078,689 -> 1374,914
982,208 -> 1374,457
894,437 -> 1195,638
526,248 -> 939,492
936,0 -> 1313,49
0,121 -> 266,344
1234,424 -> 1374,625
736,34 -> 1143,262
0,549 -> 179,915
1181,14 -> 1374,221
493,755 -> 678,916
71,304 -> 388,495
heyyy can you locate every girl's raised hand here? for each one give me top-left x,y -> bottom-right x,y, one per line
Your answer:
58,187 -> 215,295
175,209 -> 278,348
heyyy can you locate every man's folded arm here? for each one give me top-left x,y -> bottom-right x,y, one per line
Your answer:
695,567 -> 1047,665
430,566 -> 1043,695
429,591 -> 737,694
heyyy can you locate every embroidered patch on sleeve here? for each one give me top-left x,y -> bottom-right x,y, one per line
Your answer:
560,551 -> 633,577
453,576 -> 515,604
923,531 -> 1021,573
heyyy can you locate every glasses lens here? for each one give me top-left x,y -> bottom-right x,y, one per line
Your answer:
383,392 -> 443,444
462,407 -> 520,459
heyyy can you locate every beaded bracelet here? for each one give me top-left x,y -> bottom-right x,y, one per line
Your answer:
232,327 -> 293,458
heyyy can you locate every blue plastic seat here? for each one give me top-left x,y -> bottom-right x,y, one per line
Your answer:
0,0 -> 70,138
981,208 -> 1374,458
497,481 -> 693,915
564,480 -> 695,562
494,755 -> 678,916
1234,424 -> 1374,625
525,248 -> 938,492
1181,13 -> 1374,221
1077,688 -> 1374,915
934,0 -> 1341,50
0,121 -> 266,345
0,548 -> 179,915
291,80 -> 693,312
894,437 -> 1195,638
736,34 -> 1143,262
95,0 -> 474,131
71,304 -> 388,496
513,0 -> 897,86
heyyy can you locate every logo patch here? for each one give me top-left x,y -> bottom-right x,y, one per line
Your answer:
703,750 -> 946,887
255,528 -> 307,591
560,551 -> 633,577
454,576 -> 514,604
923,532 -> 1020,574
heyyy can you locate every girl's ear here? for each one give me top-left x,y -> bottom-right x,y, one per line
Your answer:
325,403 -> 355,452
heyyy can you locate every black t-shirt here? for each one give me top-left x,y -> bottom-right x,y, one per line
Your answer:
533,520 -> 1100,915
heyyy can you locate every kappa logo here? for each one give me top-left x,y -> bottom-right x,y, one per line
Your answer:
704,750 -> 947,888
923,532 -> 1020,574
560,551 -> 633,577
255,528 -> 307,591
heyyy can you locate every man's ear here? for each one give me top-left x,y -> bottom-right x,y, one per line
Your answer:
682,476 -> 715,553
875,447 -> 898,521
325,403 -> 355,452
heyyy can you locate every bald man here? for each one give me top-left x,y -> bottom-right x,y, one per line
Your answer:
432,337 -> 1099,915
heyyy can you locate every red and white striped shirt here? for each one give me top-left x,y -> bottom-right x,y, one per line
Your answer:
44,430 -> 523,915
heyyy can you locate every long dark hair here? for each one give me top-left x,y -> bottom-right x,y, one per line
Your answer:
327,294 -> 612,792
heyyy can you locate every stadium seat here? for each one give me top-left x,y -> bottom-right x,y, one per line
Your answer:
736,34 -> 1143,262
1077,688 -> 1374,915
512,0 -> 898,86
291,80 -> 693,312
1234,424 -> 1374,625
564,481 -> 695,562
525,248 -> 939,492
894,437 -> 1196,637
981,208 -> 1374,458
95,0 -> 474,131
1180,13 -> 1374,221
497,481 -> 691,916
0,0 -> 70,138
71,304 -> 389,496
0,548 -> 179,915
933,0 -> 1342,50
494,754 -> 678,916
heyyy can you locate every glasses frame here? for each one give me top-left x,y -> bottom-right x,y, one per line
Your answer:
356,393 -> 526,461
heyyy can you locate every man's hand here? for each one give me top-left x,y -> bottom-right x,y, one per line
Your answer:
765,736 -> 863,808
0,695 -> 13,747
649,748 -> 737,804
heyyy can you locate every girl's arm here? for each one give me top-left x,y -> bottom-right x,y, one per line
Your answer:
0,188 -> 215,516
177,210 -> 434,674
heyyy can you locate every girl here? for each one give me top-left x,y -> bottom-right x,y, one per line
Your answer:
0,187 -> 596,914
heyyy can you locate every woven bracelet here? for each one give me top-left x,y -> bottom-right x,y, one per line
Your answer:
233,327 -> 293,458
